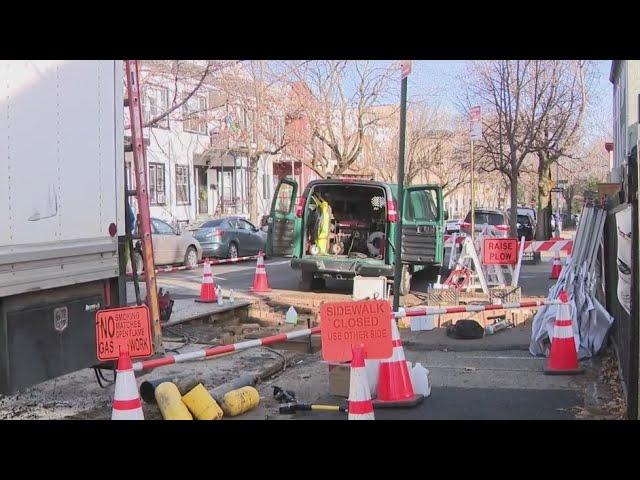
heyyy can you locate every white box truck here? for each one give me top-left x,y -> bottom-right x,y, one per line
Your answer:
0,60 -> 125,393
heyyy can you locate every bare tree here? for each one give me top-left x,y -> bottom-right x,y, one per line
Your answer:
132,60 -> 238,129
531,60 -> 592,239
461,60 -> 553,236
203,60 -> 302,222
290,61 -> 395,177
366,103 -> 471,196
561,137 -> 611,213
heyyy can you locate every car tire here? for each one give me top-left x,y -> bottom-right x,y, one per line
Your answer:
183,246 -> 198,268
228,242 -> 238,260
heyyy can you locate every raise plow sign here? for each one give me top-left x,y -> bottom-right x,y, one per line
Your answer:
95,305 -> 153,361
483,238 -> 519,265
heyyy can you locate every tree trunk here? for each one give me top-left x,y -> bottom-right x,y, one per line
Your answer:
563,186 -> 574,215
535,158 -> 552,240
248,156 -> 259,224
509,174 -> 519,237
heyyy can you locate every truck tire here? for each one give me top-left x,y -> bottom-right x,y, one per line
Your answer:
398,264 -> 412,296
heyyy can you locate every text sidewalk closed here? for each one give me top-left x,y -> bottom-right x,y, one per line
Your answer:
320,299 -> 393,362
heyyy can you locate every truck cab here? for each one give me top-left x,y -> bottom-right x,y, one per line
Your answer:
266,177 -> 444,294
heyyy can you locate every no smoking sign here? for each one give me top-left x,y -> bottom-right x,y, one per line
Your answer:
95,304 -> 153,361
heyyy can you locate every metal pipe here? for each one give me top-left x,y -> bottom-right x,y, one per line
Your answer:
139,373 -> 202,404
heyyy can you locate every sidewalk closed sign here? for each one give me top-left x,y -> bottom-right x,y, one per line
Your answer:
483,238 -> 519,265
320,299 -> 393,362
95,305 -> 153,361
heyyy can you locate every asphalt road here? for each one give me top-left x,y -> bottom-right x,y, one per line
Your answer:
145,255 -> 558,299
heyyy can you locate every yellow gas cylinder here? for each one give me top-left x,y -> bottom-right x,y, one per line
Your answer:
221,386 -> 260,417
154,382 -> 193,420
182,384 -> 224,420
316,201 -> 331,254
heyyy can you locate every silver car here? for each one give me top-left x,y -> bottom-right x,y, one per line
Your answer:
192,216 -> 267,259
130,218 -> 203,274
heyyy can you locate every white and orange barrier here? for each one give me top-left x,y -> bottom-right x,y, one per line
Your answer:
133,326 -> 321,372
132,299 -> 559,373
126,255 -> 258,277
522,238 -> 573,254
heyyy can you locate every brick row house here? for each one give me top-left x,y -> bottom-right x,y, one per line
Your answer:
125,61 -> 317,229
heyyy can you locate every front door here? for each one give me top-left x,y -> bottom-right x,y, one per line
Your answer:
267,178 -> 300,257
196,166 -> 208,215
401,185 -> 444,265
236,218 -> 260,255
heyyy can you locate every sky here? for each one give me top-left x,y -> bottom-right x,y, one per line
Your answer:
366,60 -> 613,139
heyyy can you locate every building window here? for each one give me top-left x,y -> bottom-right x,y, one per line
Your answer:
148,163 -> 166,205
142,86 -> 169,129
175,165 -> 190,205
183,94 -> 208,135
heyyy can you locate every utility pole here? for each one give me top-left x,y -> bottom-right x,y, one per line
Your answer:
469,106 -> 482,240
393,61 -> 411,313
470,140 -> 475,239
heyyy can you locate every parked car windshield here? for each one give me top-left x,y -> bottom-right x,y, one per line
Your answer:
517,214 -> 532,226
152,219 -> 175,234
237,219 -> 256,231
465,211 -> 505,226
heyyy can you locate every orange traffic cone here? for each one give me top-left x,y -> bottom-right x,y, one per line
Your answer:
112,348 -> 144,420
544,290 -> 584,375
549,255 -> 562,279
348,345 -> 375,420
374,317 -> 424,407
250,251 -> 272,293
195,260 -> 218,303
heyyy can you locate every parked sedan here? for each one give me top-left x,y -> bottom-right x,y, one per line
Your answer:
130,218 -> 203,274
192,216 -> 267,259
460,208 -> 511,238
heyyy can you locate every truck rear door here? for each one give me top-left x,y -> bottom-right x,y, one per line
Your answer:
401,185 -> 444,265
266,178 -> 301,258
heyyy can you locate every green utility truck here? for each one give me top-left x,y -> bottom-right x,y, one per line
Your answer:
266,177 -> 445,294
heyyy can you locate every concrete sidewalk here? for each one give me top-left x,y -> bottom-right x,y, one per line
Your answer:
258,326 -> 592,420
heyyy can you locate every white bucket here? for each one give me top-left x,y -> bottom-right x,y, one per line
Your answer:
408,362 -> 431,397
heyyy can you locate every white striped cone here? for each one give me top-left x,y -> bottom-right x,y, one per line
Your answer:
348,346 -> 375,420
196,261 -> 218,303
112,350 -> 144,420
250,252 -> 271,292
549,255 -> 562,279
545,291 -> 583,375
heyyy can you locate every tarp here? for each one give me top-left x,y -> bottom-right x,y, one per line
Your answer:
529,264 -> 614,359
